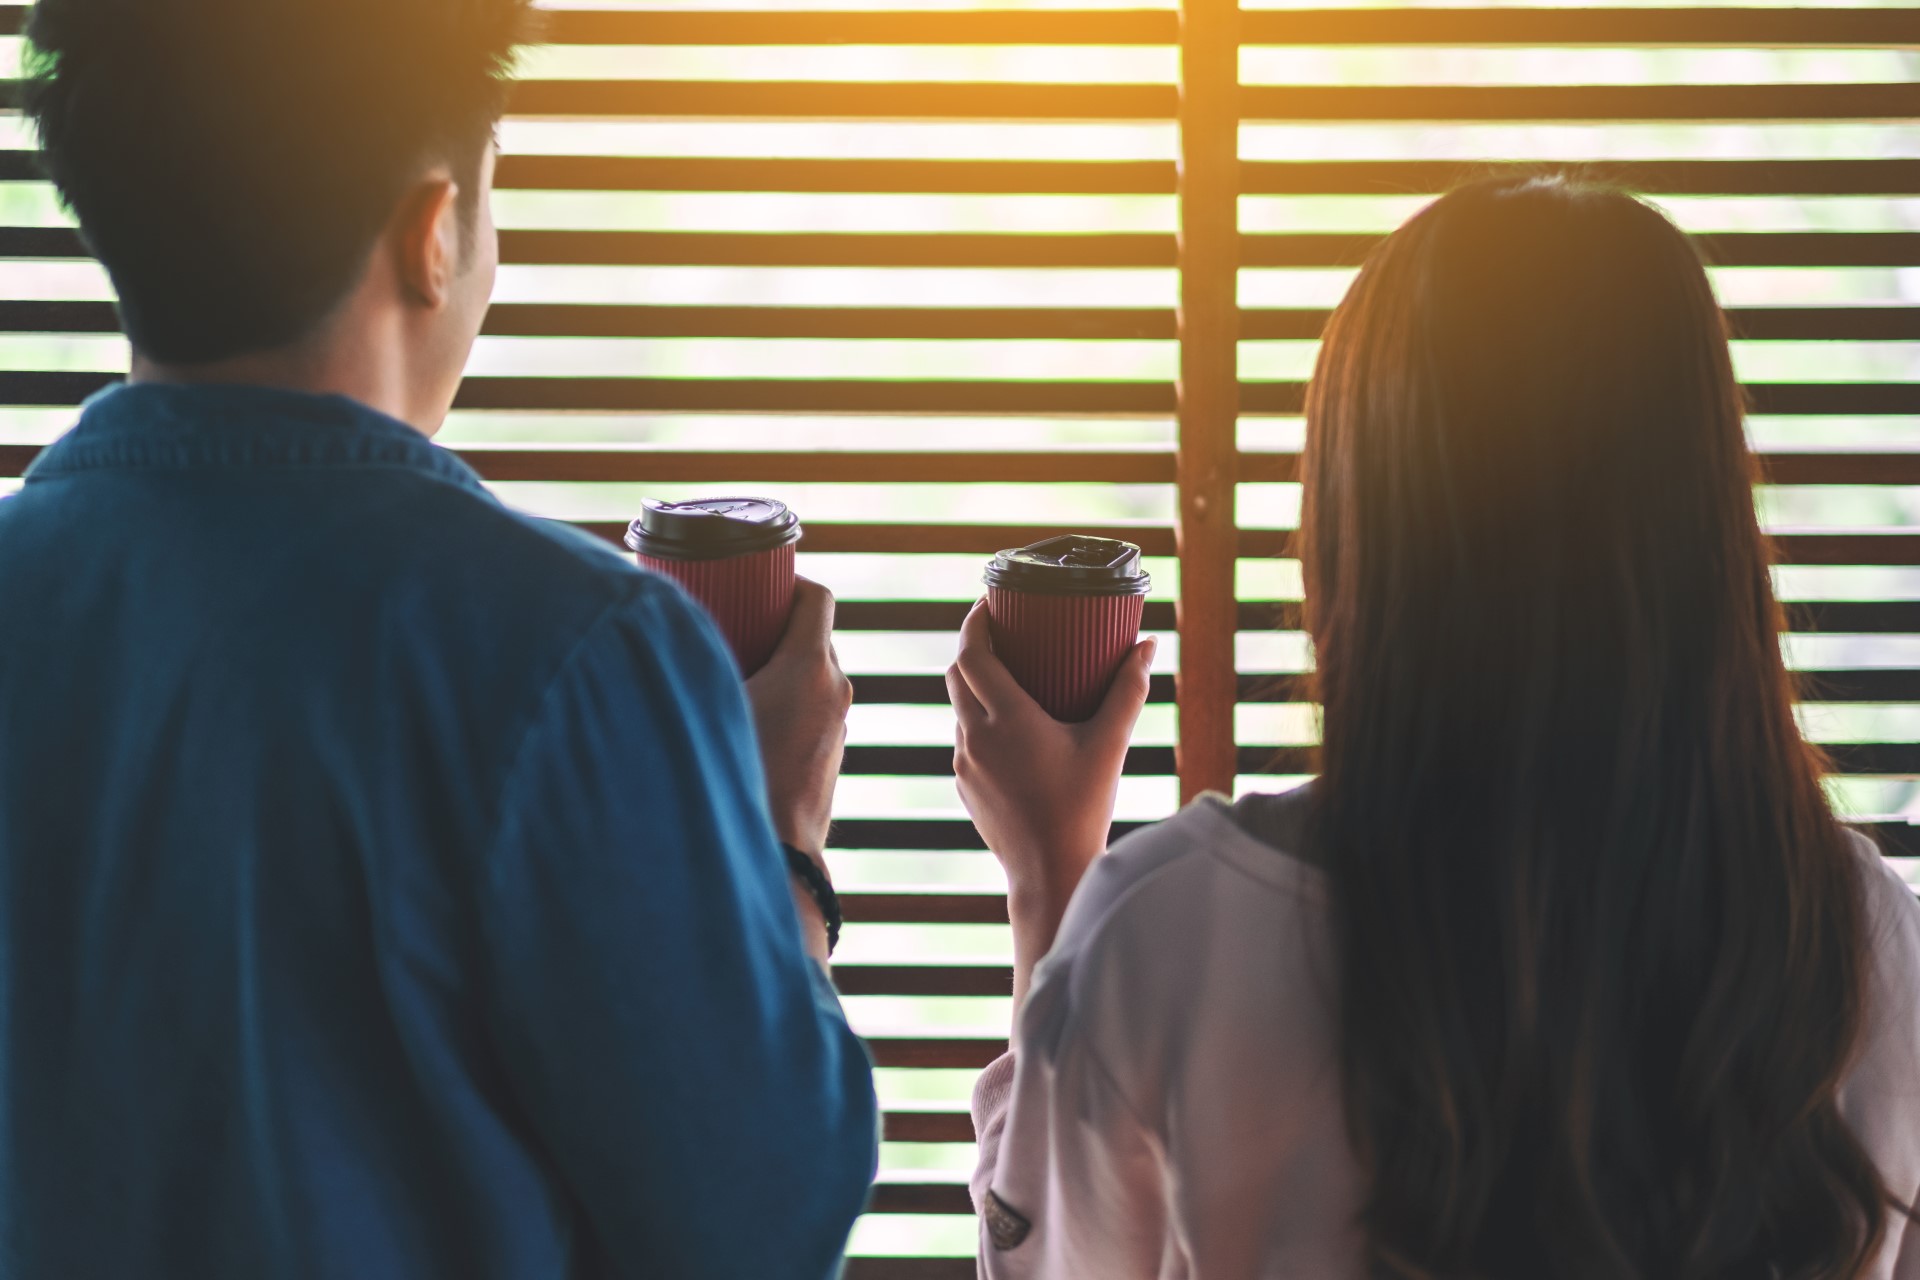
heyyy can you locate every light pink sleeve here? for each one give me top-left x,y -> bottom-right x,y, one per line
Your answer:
1843,842 -> 1920,1279
969,960 -> 1172,1279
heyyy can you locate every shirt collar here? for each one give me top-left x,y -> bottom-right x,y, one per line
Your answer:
25,382 -> 489,497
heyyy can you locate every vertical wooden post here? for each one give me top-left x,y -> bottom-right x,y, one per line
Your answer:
1176,0 -> 1241,802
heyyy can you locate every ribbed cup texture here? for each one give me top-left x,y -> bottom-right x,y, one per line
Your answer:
636,544 -> 796,676
987,588 -> 1146,724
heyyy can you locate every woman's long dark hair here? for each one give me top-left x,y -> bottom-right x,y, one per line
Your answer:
1299,176 -> 1894,1279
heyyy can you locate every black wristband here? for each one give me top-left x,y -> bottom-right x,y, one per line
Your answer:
782,844 -> 842,958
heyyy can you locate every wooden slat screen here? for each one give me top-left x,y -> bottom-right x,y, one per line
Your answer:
2,3 -> 1917,1275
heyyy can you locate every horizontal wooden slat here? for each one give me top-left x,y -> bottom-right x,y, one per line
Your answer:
1231,669 -> 1920,705
880,1112 -> 976,1145
1242,384 -> 1920,418
842,893 -> 1008,925
1796,671 -> 1920,703
505,80 -> 1178,121
13,301 -> 1914,344
0,301 -> 1174,342
1756,454 -> 1920,486
844,1261 -> 974,1280
1233,602 -> 1920,637
1231,744 -> 1920,777
867,1183 -> 976,1216
1235,528 -> 1920,565
838,601 -> 1180,632
1818,745 -> 1920,776
1240,84 -> 1920,123
1240,8 -> 1920,47
869,1039 -> 1006,1070
1786,602 -> 1920,634
495,154 -> 1179,195
1,443 -> 1145,486
10,226 -> 1909,270
1748,386 -> 1920,418
1237,453 -> 1920,487
841,744 -> 1177,775
482,304 -> 1176,341
22,79 -> 1085,123
0,372 -> 114,407
0,372 -> 1179,417
836,819 -> 1151,851
1696,233 -> 1920,268
543,8 -> 1177,46
461,448 -> 1177,484
7,9 -> 1915,49
1725,308 -> 1920,342
835,965 -> 1011,997
831,820 -> 988,852
466,379 -> 1179,416
853,673 -> 1178,705
1773,533 -> 1920,567
0,227 -> 80,257
0,301 -> 116,335
1247,306 -> 1920,343
454,81 -> 1920,125
14,153 -> 1918,199
835,601 -> 1153,632
1242,231 -> 1920,269
581,520 -> 1180,556
3,302 -> 1909,350
498,229 -> 1176,268
1244,159 -> 1920,198
86,78 -> 1827,124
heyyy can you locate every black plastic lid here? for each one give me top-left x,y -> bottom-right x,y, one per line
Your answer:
625,497 -> 803,561
984,535 -> 1152,597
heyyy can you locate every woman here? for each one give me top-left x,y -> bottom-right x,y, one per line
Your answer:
947,176 -> 1920,1279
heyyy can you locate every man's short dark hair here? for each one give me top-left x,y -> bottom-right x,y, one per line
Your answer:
23,0 -> 538,364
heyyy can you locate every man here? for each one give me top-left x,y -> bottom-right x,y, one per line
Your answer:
0,0 -> 877,1275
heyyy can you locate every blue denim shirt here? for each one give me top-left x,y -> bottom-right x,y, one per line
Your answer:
0,384 -> 877,1278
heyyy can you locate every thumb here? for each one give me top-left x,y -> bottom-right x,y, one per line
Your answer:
1089,637 -> 1157,743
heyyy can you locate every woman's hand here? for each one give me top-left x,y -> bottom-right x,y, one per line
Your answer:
946,600 -> 1155,1003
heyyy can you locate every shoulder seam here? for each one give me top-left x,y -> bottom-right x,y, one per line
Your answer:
479,575 -> 691,863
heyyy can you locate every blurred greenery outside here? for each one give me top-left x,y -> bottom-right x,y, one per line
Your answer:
3,10 -> 1919,1256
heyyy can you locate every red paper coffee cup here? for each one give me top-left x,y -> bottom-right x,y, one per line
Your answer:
626,497 -> 802,676
984,535 -> 1151,723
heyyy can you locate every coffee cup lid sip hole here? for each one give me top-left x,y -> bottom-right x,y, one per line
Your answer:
626,497 -> 803,562
984,535 -> 1152,597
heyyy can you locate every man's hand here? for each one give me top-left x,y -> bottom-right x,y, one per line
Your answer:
746,578 -> 853,862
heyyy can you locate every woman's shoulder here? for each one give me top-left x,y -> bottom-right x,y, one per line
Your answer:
1848,829 -> 1920,1010
1839,831 -> 1920,1210
1849,828 -> 1919,922
1046,787 -> 1329,983
1016,790 -> 1340,1129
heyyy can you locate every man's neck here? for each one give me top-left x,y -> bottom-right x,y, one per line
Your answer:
129,319 -> 434,437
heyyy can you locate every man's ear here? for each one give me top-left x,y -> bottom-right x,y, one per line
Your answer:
394,175 -> 462,310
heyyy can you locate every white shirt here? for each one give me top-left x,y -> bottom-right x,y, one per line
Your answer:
971,790 -> 1920,1279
